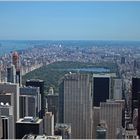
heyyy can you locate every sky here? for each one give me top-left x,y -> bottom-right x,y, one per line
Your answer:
0,1 -> 140,41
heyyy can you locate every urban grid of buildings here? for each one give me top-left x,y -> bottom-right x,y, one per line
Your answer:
0,42 -> 140,139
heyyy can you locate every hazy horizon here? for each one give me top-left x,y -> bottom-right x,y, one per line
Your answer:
0,1 -> 140,40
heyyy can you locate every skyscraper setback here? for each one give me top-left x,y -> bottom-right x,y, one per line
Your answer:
59,73 -> 93,139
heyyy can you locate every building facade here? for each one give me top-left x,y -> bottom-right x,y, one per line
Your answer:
100,100 -> 123,139
44,112 -> 54,136
20,86 -> 41,118
0,105 -> 15,139
93,75 -> 110,107
7,64 -> 16,83
46,94 -> 58,125
113,79 -> 122,100
26,79 -> 45,118
16,117 -> 43,139
0,83 -> 19,121
59,73 -> 93,139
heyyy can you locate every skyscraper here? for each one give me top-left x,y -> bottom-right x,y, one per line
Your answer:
44,112 -> 54,136
59,73 -> 93,139
137,93 -> 140,137
92,107 -> 100,139
26,79 -> 45,118
115,100 -> 125,128
12,52 -> 20,71
47,93 -> 58,125
12,52 -> 22,85
0,83 -> 19,121
0,92 -> 16,138
19,86 -> 41,118
7,64 -> 16,83
132,78 -> 140,119
113,79 -> 122,100
132,78 -> 140,137
93,74 -> 110,107
0,104 -> 15,139
100,100 -> 123,139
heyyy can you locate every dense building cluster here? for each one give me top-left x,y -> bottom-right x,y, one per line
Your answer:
0,41 -> 140,139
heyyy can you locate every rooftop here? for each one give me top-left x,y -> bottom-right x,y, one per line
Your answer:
27,79 -> 44,82
93,73 -> 116,77
22,134 -> 62,140
16,117 -> 42,124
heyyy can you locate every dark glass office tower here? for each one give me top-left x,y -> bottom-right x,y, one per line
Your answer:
137,98 -> 140,137
93,77 -> 110,107
132,78 -> 140,113
58,80 -> 64,123
26,80 -> 45,118
132,78 -> 140,137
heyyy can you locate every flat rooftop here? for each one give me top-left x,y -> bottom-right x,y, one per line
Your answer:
93,73 -> 116,77
23,134 -> 62,140
16,117 -> 42,124
26,79 -> 44,82
36,135 -> 62,140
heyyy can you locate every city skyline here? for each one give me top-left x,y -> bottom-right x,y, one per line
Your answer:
0,1 -> 140,41
1,36 -> 140,138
